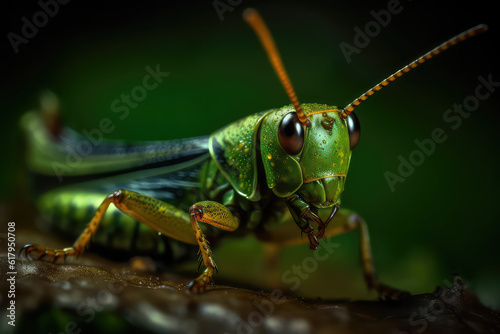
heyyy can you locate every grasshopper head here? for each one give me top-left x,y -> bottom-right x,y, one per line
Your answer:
260,104 -> 360,220
245,8 -> 485,243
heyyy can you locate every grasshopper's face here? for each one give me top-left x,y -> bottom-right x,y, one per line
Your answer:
243,8 -> 484,247
260,103 -> 360,220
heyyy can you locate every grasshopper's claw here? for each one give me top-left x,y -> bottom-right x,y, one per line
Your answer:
307,232 -> 319,250
315,227 -> 326,240
301,226 -> 319,250
20,243 -> 79,263
187,275 -> 211,294
20,243 -> 46,260
19,244 -> 34,258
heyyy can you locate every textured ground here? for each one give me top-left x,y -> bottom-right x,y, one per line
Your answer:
1,202 -> 499,334
1,254 -> 499,334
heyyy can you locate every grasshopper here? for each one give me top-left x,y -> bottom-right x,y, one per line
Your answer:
21,9 -> 487,299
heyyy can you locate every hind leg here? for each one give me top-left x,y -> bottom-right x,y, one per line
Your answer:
22,190 -> 239,293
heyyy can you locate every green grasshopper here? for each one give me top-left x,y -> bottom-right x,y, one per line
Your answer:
21,9 -> 487,299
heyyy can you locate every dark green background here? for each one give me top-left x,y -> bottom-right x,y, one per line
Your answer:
3,1 -> 499,306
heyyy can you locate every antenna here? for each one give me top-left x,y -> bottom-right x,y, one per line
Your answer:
341,24 -> 488,119
243,8 -> 308,125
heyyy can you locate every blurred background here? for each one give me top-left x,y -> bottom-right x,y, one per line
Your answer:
2,0 -> 499,309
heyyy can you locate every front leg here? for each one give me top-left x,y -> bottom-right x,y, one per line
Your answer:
187,201 -> 239,293
257,207 -> 410,300
285,194 -> 323,250
325,209 -> 410,300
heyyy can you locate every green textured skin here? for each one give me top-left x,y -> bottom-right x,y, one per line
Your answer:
36,190 -> 191,256
217,103 -> 351,200
194,201 -> 239,231
209,111 -> 269,201
259,106 -> 304,197
300,106 -> 351,182
117,190 -> 197,245
297,176 -> 345,209
26,101 -> 354,259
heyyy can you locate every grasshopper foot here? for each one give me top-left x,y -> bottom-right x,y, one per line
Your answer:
187,273 -> 212,294
301,227 -> 319,250
308,234 -> 319,250
20,243 -> 80,263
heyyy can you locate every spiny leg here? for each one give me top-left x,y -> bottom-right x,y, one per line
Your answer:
285,195 -> 323,250
187,201 -> 239,293
22,191 -> 118,262
257,208 -> 409,300
21,190 -> 198,263
22,190 -> 240,293
313,208 -> 410,300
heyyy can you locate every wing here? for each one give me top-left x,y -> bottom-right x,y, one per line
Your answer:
22,111 -> 210,199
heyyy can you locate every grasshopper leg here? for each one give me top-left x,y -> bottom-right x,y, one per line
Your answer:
20,191 -> 124,263
323,209 -> 410,300
257,208 -> 410,300
187,201 -> 239,293
22,191 -> 239,293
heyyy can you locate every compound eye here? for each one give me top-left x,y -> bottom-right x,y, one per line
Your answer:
278,112 -> 304,155
346,112 -> 360,150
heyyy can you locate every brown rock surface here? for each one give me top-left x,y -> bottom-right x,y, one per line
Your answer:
1,255 -> 499,334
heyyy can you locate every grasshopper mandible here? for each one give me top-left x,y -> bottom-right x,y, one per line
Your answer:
20,8 -> 487,299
